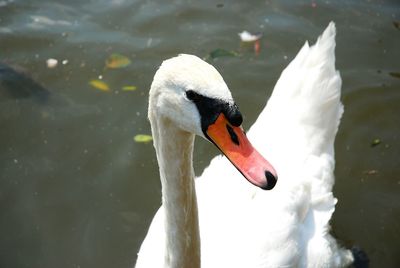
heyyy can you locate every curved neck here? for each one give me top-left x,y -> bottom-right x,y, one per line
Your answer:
150,115 -> 201,268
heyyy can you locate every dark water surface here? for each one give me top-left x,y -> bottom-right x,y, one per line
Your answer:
0,1 -> 399,267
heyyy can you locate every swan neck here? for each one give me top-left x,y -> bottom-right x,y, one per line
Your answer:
151,116 -> 201,268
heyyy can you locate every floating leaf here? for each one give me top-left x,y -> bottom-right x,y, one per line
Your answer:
89,79 -> 110,92
134,134 -> 153,143
106,53 -> 131,69
122,85 -> 137,91
389,72 -> 400,79
371,138 -> 381,147
205,48 -> 239,60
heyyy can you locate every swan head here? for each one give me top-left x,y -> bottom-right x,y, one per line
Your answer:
149,54 -> 277,190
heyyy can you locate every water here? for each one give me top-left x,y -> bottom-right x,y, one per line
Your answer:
0,0 -> 399,267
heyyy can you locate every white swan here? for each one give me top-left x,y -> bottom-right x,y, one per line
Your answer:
136,22 -> 358,268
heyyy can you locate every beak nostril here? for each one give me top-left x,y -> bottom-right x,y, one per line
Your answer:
226,124 -> 240,146
262,171 -> 277,190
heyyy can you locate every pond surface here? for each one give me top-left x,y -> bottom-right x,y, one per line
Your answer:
0,0 -> 399,267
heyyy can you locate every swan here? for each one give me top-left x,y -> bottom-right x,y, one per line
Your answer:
136,22 -> 361,267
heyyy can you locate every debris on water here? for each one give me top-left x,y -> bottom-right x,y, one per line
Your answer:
311,2 -> 317,8
146,38 -> 153,47
46,58 -> 58,68
216,3 -> 224,8
238,31 -> 263,55
62,59 -> 68,65
389,72 -> 400,79
238,31 -> 262,42
204,48 -> 239,61
105,53 -> 131,69
363,170 -> 379,175
370,138 -> 381,147
89,79 -> 110,92
393,21 -> 400,30
122,85 -> 137,91
134,134 -> 153,143
254,40 -> 260,55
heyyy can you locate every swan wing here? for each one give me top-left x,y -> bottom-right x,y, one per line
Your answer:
247,21 -> 354,268
197,22 -> 353,267
135,207 -> 165,267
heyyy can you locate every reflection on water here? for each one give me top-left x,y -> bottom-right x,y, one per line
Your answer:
0,1 -> 399,267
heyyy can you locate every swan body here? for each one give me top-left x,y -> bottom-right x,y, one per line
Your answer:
136,22 -> 354,267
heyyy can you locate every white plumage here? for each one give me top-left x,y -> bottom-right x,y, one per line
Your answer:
136,22 -> 354,268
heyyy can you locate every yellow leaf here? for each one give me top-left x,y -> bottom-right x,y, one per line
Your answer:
134,134 -> 153,143
89,79 -> 110,92
106,53 -> 131,69
122,85 -> 137,91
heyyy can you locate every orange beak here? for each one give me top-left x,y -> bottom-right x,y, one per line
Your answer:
206,113 -> 277,190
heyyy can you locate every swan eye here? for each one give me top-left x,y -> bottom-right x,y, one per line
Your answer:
185,90 -> 202,103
